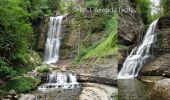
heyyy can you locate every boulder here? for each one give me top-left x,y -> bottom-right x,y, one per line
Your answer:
8,90 -> 16,95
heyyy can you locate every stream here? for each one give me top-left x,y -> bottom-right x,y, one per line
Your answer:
30,82 -> 117,100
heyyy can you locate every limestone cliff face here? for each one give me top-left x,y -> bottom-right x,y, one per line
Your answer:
139,17 -> 170,77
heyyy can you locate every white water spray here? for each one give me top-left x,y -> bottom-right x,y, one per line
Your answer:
38,72 -> 80,92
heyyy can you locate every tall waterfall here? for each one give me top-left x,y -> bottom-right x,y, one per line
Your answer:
44,16 -> 63,64
38,72 -> 80,91
118,19 -> 159,79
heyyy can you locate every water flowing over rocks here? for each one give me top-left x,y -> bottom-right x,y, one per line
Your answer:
118,19 -> 159,79
118,0 -> 145,73
43,16 -> 64,64
139,17 -> 170,77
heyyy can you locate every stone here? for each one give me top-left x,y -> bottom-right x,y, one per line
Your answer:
61,67 -> 67,72
151,78 -> 170,100
9,90 -> 16,95
19,94 -> 36,100
69,56 -> 118,86
6,95 -> 12,99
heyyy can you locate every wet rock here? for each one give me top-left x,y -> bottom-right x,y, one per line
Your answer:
19,94 -> 36,100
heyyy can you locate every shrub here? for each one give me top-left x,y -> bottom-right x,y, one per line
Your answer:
5,76 -> 40,93
0,59 -> 17,78
36,64 -> 49,73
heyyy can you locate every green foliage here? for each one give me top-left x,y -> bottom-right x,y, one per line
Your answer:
74,38 -> 105,63
82,15 -> 118,59
74,14 -> 118,63
134,0 -> 151,24
30,0 -> 52,20
85,0 -> 101,7
4,76 -> 40,93
0,0 -> 32,65
160,0 -> 170,16
111,92 -> 118,100
36,64 -> 49,73
0,59 -> 17,78
47,0 -> 61,11
72,0 -> 118,63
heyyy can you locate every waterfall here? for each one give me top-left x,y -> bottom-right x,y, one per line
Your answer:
118,19 -> 159,79
44,16 -> 63,64
38,72 -> 80,91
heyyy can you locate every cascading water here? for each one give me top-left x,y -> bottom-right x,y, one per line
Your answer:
44,16 -> 63,64
118,19 -> 159,79
38,72 -> 80,91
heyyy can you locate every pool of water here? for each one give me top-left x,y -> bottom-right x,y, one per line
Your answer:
118,78 -> 151,100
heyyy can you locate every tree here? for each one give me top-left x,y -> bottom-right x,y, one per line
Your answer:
160,0 -> 170,16
133,0 -> 151,24
0,0 -> 32,65
47,0 -> 61,11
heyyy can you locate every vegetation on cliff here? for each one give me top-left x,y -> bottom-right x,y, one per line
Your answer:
73,0 -> 118,63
